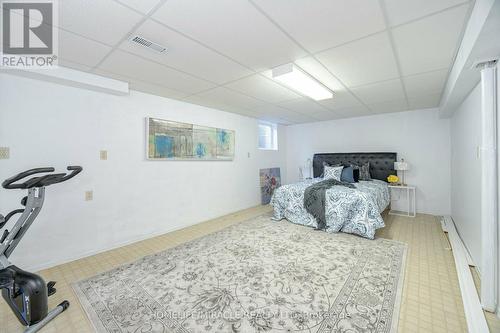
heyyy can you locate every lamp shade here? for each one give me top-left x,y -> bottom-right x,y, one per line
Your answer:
394,161 -> 409,171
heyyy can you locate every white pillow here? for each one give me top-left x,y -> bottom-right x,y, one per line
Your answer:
324,165 -> 343,181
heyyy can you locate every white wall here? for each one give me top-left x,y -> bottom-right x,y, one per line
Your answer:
450,83 -> 482,270
0,74 -> 287,271
285,108 -> 451,215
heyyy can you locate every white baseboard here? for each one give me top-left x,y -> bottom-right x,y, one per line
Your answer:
442,216 -> 476,267
27,204 -> 262,272
27,219 -> 204,272
442,216 -> 489,333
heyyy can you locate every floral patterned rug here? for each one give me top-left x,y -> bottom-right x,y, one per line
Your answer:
73,214 -> 406,333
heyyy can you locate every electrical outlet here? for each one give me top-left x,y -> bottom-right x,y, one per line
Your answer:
0,147 -> 10,159
85,191 -> 93,201
100,150 -> 108,160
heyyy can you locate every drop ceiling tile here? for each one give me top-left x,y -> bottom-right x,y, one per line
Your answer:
220,108 -> 260,118
225,74 -> 300,103
235,108 -> 263,116
119,20 -> 252,84
252,0 -> 385,53
183,94 -> 257,115
60,0 -> 144,45
231,107 -> 273,118
279,112 -> 317,124
367,99 -> 408,114
93,67 -> 189,100
403,69 -> 449,98
98,50 -> 215,94
258,117 -> 293,125
392,4 -> 470,75
91,69 -> 153,95
335,105 -> 373,117
250,104 -> 293,116
294,56 -> 345,91
92,68 -> 172,99
152,0 -> 306,71
278,98 -> 330,114
408,94 -> 441,109
114,0 -> 162,14
315,32 -> 399,86
91,68 -> 145,91
129,81 -> 189,100
174,95 -> 292,125
311,111 -> 342,121
187,87 -> 266,110
182,94 -> 231,111
350,79 -> 406,104
318,89 -> 363,110
253,112 -> 293,125
92,68 -> 131,81
249,103 -> 315,123
383,0 -> 469,27
58,59 -> 92,72
59,30 -> 112,68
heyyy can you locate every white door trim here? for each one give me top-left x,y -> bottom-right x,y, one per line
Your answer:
497,62 -> 500,318
480,63 -> 498,312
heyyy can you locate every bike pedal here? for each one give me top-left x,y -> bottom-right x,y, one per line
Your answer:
47,281 -> 57,296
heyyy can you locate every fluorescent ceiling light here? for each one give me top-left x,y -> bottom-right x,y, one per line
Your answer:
272,63 -> 333,100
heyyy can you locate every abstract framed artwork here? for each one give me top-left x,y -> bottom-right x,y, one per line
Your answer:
260,167 -> 281,204
146,117 -> 235,160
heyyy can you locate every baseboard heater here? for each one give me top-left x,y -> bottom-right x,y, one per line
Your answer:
441,216 -> 489,332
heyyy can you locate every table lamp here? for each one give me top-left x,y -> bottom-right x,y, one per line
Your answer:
305,158 -> 312,179
394,159 -> 409,186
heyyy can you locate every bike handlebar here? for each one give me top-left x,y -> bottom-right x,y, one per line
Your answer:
1,168 -> 54,189
2,166 -> 83,189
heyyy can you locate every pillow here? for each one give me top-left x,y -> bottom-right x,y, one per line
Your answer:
340,166 -> 356,183
322,162 -> 359,182
323,165 -> 343,181
353,168 -> 360,182
351,162 -> 371,181
321,161 -> 341,178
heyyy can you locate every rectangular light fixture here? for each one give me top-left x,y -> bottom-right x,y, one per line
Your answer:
272,63 -> 333,100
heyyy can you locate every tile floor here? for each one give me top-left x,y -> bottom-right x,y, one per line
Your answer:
1,205 -> 499,332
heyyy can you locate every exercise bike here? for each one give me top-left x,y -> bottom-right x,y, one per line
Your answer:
0,166 -> 82,333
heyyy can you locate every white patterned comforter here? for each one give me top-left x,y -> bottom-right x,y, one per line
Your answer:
270,178 -> 390,239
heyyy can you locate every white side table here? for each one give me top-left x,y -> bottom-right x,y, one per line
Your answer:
388,185 -> 416,218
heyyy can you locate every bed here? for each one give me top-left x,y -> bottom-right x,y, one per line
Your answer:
271,153 -> 397,239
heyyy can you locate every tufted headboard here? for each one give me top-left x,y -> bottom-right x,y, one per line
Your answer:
313,152 -> 397,182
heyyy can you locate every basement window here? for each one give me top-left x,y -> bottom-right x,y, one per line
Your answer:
258,122 -> 278,150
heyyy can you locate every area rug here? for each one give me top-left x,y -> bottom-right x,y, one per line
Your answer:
73,214 -> 407,333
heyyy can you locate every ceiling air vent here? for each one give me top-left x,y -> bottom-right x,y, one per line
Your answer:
130,36 -> 167,54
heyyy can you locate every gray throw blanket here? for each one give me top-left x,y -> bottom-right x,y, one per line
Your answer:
304,178 -> 355,230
